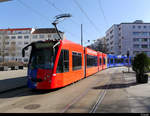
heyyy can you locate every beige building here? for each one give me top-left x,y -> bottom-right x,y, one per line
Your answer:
0,28 -> 64,63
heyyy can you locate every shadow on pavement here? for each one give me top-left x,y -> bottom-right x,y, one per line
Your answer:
92,82 -> 138,90
0,87 -> 62,99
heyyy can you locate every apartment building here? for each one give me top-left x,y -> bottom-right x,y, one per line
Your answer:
105,20 -> 150,57
0,28 -> 64,63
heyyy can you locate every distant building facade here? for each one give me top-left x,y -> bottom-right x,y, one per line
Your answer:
105,20 -> 150,57
0,28 -> 63,63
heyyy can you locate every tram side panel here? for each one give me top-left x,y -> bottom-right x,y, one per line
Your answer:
102,53 -> 107,69
98,52 -> 103,71
85,47 -> 98,77
51,40 -> 84,89
107,54 -> 111,68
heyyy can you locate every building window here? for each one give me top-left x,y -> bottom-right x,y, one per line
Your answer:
141,38 -> 148,42
7,31 -> 11,34
133,44 -> 140,48
17,31 -> 22,34
72,52 -> 82,70
18,58 -> 22,62
142,32 -> 148,36
48,34 -> 51,38
53,34 -> 59,39
24,58 -> 28,62
24,35 -> 29,39
32,35 -> 38,39
11,36 -> 16,39
133,51 -> 139,55
5,36 -> 9,39
18,41 -> 22,45
110,35 -> 113,39
11,42 -> 16,45
133,32 -> 140,36
141,44 -> 148,48
24,42 -> 29,45
5,42 -> 9,45
56,49 -> 69,73
18,36 -> 22,39
39,34 -> 45,38
17,47 -> 21,50
110,30 -> 113,34
138,26 -> 141,29
132,25 -> 135,29
144,26 -> 147,29
4,53 -> 9,56
133,38 -> 139,42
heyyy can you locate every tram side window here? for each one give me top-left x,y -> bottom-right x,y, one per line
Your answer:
72,52 -> 82,70
115,58 -> 117,63
107,58 -> 109,64
87,55 -> 98,68
99,58 -> 102,65
103,58 -> 105,65
125,59 -> 128,63
56,49 -> 69,73
121,58 -> 124,63
117,59 -> 120,63
110,58 -> 114,64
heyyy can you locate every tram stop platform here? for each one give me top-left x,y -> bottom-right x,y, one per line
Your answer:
95,68 -> 150,113
123,72 -> 150,113
0,68 -> 27,93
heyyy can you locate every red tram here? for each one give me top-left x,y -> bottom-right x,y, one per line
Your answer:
22,39 -> 107,90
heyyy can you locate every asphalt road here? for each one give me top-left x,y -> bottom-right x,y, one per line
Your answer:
0,68 -> 27,93
0,67 -> 150,113
0,67 -> 116,113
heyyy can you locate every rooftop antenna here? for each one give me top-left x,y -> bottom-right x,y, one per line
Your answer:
52,13 -> 72,40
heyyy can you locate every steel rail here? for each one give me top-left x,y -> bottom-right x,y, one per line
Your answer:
89,77 -> 112,113
60,74 -> 110,113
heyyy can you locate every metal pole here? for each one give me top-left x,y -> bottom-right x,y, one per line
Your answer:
128,57 -> 130,72
52,23 -> 62,40
127,50 -> 130,72
81,24 -> 83,46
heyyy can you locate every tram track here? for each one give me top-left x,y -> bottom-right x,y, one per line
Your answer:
89,77 -> 112,113
0,68 -> 126,113
60,70 -> 114,113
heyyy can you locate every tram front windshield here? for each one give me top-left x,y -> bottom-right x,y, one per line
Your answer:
29,48 -> 54,70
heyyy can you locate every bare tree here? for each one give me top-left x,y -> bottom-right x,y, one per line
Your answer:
9,41 -> 16,61
95,40 -> 108,53
87,38 -> 108,53
0,31 -> 9,62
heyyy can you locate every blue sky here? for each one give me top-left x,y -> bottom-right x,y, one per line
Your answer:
0,0 -> 150,45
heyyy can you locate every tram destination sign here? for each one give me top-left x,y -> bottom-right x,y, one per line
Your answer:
34,42 -> 54,49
